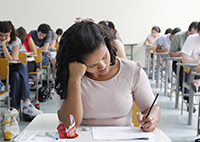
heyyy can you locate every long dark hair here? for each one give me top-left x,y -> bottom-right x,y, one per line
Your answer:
0,21 -> 16,44
16,26 -> 27,44
55,21 -> 117,99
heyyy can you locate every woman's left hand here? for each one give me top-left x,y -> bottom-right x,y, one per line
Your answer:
137,114 -> 158,132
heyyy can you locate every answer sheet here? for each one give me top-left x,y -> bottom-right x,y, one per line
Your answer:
92,127 -> 154,140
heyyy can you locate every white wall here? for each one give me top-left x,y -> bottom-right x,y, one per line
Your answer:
0,0 -> 200,64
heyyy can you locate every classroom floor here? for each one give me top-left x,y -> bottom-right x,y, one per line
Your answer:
1,78 -> 200,142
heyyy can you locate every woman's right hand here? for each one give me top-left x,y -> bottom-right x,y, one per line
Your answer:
2,37 -> 10,45
69,62 -> 87,80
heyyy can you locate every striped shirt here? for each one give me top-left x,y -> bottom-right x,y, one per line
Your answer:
0,37 -> 21,58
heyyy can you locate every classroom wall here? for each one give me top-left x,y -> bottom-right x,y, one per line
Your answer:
0,0 -> 200,64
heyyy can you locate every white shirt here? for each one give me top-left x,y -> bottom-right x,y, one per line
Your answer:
181,34 -> 200,59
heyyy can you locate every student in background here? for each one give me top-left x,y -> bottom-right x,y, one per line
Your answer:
55,21 -> 160,132
169,21 -> 198,109
17,27 -> 37,71
156,27 -> 181,84
181,21 -> 200,93
164,28 -> 172,35
0,21 -> 42,121
144,26 -> 161,50
29,23 -> 51,66
17,27 -> 37,86
98,20 -> 123,44
98,21 -> 127,59
55,28 -> 63,46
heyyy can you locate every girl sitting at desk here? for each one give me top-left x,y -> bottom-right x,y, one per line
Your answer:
144,25 -> 161,50
0,21 -> 42,121
55,21 -> 160,132
17,26 -> 38,85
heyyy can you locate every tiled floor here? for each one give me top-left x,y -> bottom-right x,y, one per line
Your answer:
1,79 -> 200,142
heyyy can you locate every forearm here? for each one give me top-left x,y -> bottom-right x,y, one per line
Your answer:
150,45 -> 156,50
170,51 -> 182,57
182,54 -> 198,63
58,77 -> 83,127
182,58 -> 198,63
50,40 -> 56,48
2,43 -> 15,60
156,48 -> 165,52
40,43 -> 49,51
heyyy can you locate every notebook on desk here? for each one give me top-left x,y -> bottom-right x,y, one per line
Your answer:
92,127 -> 154,141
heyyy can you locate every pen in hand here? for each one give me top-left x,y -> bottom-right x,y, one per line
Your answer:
140,93 -> 159,131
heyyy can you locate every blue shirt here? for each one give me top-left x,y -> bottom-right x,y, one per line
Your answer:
157,33 -> 171,50
29,30 -> 51,47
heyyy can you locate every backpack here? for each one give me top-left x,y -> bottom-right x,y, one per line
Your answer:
38,80 -> 53,102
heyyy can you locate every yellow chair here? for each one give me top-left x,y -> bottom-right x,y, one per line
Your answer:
0,58 -> 10,117
18,52 -> 27,64
132,101 -> 140,127
19,49 -> 42,98
29,49 -> 42,98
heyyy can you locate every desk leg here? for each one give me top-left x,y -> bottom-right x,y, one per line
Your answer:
164,58 -> 169,96
156,55 -> 160,88
147,48 -> 150,76
175,62 -> 180,108
188,70 -> 195,125
152,50 -> 155,81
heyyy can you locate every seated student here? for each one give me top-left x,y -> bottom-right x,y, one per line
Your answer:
55,28 -> 63,48
156,27 -> 181,84
164,28 -> 172,35
181,21 -> 200,93
105,20 -> 123,44
0,21 -> 42,120
54,21 -> 160,132
16,26 -> 37,85
29,23 -> 51,66
144,26 -> 161,50
98,21 -> 127,59
169,21 -> 198,107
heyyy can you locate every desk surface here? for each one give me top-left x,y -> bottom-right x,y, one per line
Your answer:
176,62 -> 198,67
156,52 -> 169,55
14,113 -> 171,142
124,43 -> 139,46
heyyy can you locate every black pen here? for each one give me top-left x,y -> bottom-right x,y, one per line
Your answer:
140,93 -> 159,131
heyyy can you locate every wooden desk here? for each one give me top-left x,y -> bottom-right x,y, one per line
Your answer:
14,113 -> 171,142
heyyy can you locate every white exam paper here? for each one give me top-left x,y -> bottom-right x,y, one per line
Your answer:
92,127 -> 154,141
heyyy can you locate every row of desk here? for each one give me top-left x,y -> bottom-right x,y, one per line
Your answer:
145,47 -> 200,127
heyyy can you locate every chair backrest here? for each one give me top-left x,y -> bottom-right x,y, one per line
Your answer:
34,48 -> 42,63
0,58 -> 9,80
132,101 -> 140,127
184,67 -> 189,74
19,52 -> 27,64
